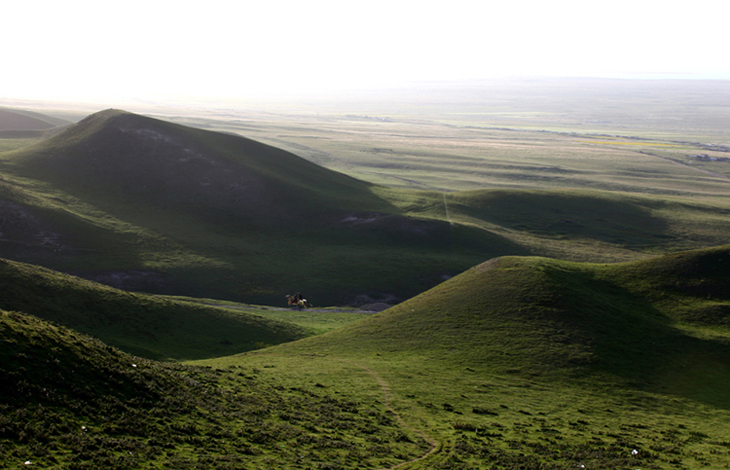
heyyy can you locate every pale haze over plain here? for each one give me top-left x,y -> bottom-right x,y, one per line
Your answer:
4,0 -> 728,104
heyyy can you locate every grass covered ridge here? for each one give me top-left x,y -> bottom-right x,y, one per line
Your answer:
0,257 -> 307,360
0,107 -> 69,132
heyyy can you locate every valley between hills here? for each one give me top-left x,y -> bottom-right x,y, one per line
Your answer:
1,81 -> 730,469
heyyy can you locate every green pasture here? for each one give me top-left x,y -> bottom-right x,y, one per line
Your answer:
191,245 -> 730,468
197,352 -> 730,470
0,310 -> 429,470
2,84 -> 730,468
236,308 -> 373,335
223,119 -> 730,195
0,136 -> 43,152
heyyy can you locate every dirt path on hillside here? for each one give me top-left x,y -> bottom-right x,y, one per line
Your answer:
336,359 -> 441,469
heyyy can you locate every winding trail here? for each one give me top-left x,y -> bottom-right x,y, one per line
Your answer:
443,190 -> 455,258
442,190 -> 452,224
336,359 -> 441,469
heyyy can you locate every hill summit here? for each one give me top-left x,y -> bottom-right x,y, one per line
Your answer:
13,109 -> 388,227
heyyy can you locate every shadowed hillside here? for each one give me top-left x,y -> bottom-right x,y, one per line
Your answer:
0,257 -> 307,360
11,109 -> 389,225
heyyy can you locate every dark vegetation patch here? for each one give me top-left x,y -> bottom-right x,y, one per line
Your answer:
450,189 -> 669,247
0,198 -> 77,261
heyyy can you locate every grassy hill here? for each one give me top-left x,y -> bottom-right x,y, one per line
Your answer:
2,109 -> 730,306
0,257 -> 307,360
10,109 -> 386,223
0,109 -> 514,304
0,310 -> 427,469
2,242 -> 730,468
0,107 -> 69,131
198,244 -> 730,468
271,244 -> 730,402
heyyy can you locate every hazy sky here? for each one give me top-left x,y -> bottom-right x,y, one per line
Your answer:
4,0 -> 728,104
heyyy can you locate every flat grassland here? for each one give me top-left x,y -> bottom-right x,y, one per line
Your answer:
150,79 -> 730,196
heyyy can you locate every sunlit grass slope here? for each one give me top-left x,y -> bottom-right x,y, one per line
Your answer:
282,244 -> 730,403
0,257 -> 307,360
203,245 -> 730,468
0,310 -> 426,469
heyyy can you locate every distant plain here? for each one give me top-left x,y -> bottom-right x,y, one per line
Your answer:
150,79 -> 730,193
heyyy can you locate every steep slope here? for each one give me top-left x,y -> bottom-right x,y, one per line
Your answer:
281,244 -> 730,405
0,257 -> 307,360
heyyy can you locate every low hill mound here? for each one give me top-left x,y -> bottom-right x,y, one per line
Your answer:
285,245 -> 730,405
0,257 -> 307,360
0,107 -> 69,131
1,309 -> 172,409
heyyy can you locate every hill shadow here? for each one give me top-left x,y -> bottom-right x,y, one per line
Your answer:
542,264 -> 730,409
452,190 -> 673,248
0,258 -> 308,360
